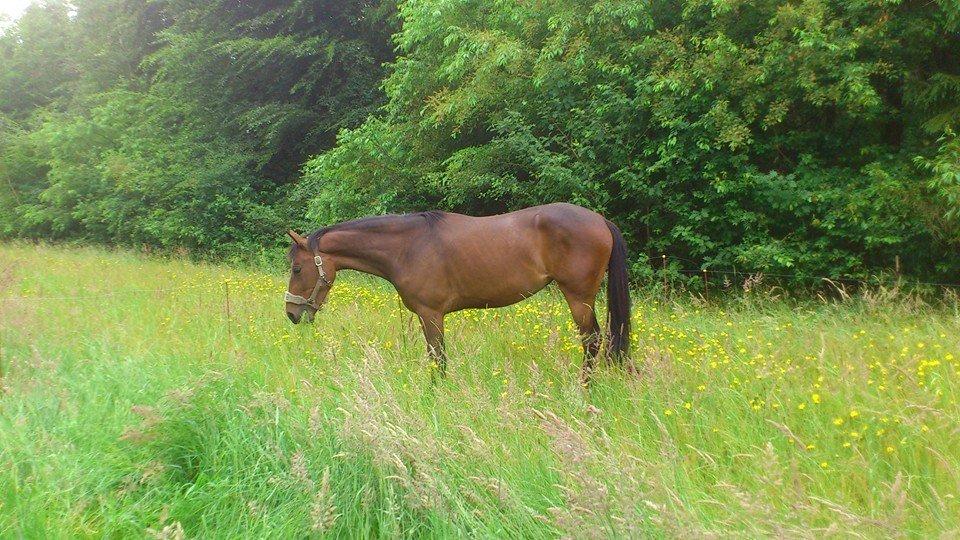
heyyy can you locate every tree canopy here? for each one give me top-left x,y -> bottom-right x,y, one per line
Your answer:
1,0 -> 395,255
2,0 -> 959,282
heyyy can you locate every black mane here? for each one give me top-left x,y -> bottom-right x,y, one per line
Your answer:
288,211 -> 446,257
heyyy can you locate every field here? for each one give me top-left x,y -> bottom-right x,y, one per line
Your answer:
1,243 -> 959,538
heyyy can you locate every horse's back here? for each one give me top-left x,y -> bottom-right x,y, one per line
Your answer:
443,202 -> 604,233
406,204 -> 612,311
438,203 -> 608,255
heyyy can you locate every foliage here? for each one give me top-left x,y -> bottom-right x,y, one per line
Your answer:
1,0 -> 960,280
0,0 -> 395,259
304,0 -> 960,281
0,2 -> 78,120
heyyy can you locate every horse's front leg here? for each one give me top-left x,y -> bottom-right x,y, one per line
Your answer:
416,309 -> 447,378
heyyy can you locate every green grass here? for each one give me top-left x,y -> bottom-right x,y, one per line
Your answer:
1,243 -> 959,538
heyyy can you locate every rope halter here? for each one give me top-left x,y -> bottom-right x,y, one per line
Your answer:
284,254 -> 332,310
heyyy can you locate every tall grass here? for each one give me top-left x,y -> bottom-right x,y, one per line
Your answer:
1,243 -> 958,538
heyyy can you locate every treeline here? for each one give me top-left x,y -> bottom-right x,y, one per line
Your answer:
0,0 -> 395,259
2,0 -> 959,282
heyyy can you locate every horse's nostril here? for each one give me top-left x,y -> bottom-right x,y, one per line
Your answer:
287,311 -> 299,324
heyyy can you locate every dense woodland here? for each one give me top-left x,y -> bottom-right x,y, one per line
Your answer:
1,0 -> 959,284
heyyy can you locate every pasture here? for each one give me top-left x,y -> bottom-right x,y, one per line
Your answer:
1,243 -> 959,538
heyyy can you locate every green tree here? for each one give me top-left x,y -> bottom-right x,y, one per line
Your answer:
303,0 -> 960,281
0,0 -> 396,259
0,2 -> 78,120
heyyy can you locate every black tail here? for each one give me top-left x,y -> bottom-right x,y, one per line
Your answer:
605,219 -> 631,358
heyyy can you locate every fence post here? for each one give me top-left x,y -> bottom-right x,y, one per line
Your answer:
703,268 -> 709,303
224,280 -> 232,342
398,293 -> 407,349
661,255 -> 668,300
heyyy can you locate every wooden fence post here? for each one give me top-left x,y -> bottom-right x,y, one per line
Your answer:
662,255 -> 668,299
398,293 -> 408,349
703,269 -> 709,303
224,280 -> 232,342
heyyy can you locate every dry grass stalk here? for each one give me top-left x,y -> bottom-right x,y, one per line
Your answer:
164,386 -> 195,405
0,261 -> 35,337
535,409 -> 617,539
139,460 -> 166,485
742,273 -> 764,293
632,345 -> 678,387
310,467 -> 339,533
716,481 -> 798,537
309,405 -> 324,438
290,450 -> 313,491
469,476 -> 512,507
120,404 -> 163,443
147,521 -> 185,540
242,390 -> 290,415
529,360 -> 547,398
246,499 -> 262,518
648,409 -> 679,461
339,347 -> 454,512
881,472 -> 907,537
536,408 -> 715,538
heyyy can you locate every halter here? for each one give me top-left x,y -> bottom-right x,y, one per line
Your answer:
284,254 -> 332,310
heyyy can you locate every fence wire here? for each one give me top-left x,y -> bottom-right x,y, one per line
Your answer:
669,267 -> 960,289
2,256 -> 959,304
0,282 -> 209,302
648,254 -> 960,290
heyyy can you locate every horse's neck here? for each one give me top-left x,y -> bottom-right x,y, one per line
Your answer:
318,226 -> 407,280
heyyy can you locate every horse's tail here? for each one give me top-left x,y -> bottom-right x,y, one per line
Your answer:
605,219 -> 631,359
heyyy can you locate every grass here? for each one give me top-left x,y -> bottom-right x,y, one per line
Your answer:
1,242 -> 959,538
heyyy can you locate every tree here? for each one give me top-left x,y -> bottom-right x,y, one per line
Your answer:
0,0 -> 396,259
303,0 -> 960,281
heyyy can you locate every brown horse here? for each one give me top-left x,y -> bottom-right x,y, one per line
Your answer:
284,203 -> 630,380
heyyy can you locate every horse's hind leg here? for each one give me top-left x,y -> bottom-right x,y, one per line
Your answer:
559,287 -> 601,384
416,309 -> 447,378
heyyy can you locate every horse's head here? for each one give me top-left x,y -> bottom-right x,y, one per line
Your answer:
285,230 -> 337,324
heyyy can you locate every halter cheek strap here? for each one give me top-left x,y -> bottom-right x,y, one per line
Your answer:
284,254 -> 332,309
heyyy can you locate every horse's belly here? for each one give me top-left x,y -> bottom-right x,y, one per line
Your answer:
439,213 -> 557,311
452,276 -> 551,310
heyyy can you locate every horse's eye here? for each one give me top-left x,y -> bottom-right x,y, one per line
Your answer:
292,265 -> 302,274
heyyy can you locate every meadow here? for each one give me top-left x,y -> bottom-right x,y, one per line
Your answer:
1,243 -> 959,538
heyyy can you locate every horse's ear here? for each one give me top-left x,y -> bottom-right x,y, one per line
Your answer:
287,230 -> 309,250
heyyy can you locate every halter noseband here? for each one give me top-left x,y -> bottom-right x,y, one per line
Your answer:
284,254 -> 332,310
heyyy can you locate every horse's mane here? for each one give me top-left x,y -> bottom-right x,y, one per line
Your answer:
289,211 -> 446,256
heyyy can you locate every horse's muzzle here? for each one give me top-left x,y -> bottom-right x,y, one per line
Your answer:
285,305 -> 316,325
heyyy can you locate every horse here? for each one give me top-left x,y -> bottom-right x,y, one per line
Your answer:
284,202 -> 630,381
